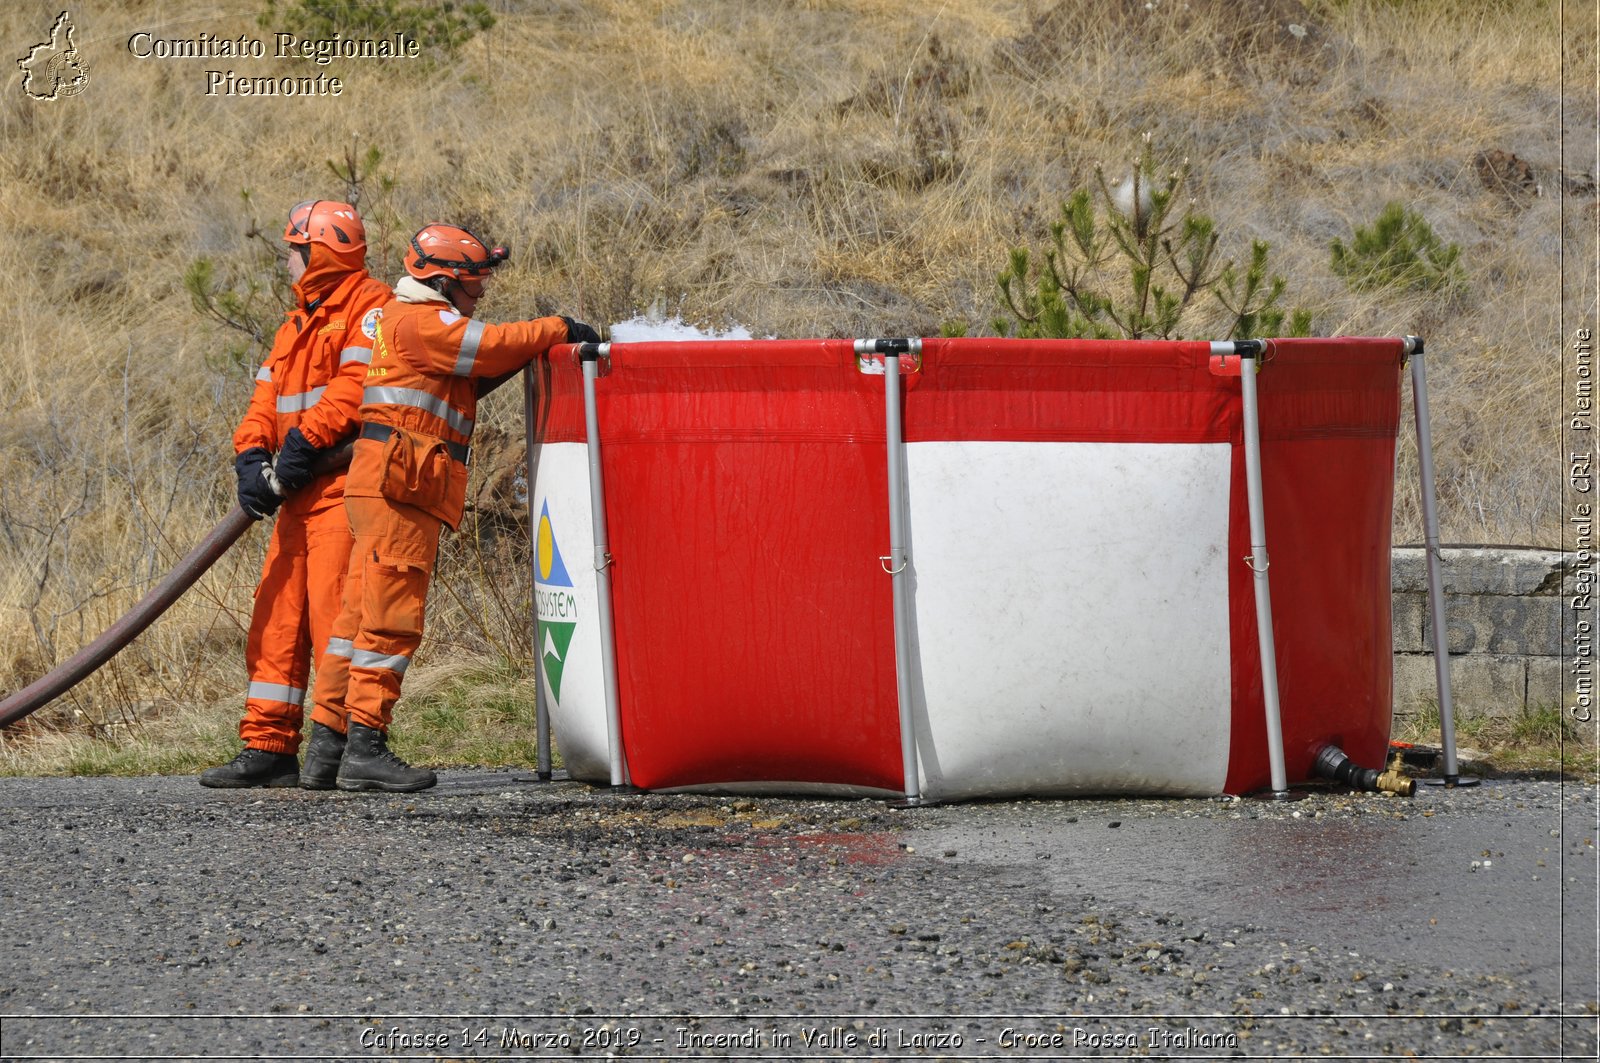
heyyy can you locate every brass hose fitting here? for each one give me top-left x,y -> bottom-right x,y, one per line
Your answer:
1313,743 -> 1415,798
1375,750 -> 1417,797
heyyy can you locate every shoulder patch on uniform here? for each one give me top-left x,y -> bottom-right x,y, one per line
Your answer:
438,309 -> 462,326
361,307 -> 382,340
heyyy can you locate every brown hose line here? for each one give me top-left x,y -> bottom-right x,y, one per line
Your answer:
0,444 -> 352,729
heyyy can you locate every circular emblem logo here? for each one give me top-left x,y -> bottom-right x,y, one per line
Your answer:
45,50 -> 90,98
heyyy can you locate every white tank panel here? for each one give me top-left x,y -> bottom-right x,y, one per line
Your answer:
532,442 -> 610,782
903,440 -> 1234,800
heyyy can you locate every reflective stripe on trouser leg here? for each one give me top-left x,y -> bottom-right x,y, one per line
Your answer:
239,512 -> 312,754
343,560 -> 427,732
338,495 -> 442,734
311,635 -> 354,734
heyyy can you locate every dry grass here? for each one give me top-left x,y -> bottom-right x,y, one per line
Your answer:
0,0 -> 1588,764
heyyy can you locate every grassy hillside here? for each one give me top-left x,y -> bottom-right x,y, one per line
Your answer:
0,0 -> 1592,753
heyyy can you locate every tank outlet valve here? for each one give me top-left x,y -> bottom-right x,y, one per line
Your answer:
1314,744 -> 1413,797
1375,751 -> 1417,797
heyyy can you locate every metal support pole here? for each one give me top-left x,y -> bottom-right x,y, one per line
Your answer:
858,338 -> 923,805
1228,340 -> 1290,796
579,343 -> 629,788
524,367 -> 552,780
1406,337 -> 1474,787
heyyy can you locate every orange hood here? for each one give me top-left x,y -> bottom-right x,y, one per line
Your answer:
293,240 -> 367,306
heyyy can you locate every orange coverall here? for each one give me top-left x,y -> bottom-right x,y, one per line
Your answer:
233,248 -> 390,753
311,289 -> 571,735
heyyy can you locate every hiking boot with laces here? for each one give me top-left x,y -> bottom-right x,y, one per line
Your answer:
335,722 -> 436,792
299,721 -> 347,790
199,747 -> 300,789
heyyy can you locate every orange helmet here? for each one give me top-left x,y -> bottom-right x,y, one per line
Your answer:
406,223 -> 509,282
283,200 -> 365,253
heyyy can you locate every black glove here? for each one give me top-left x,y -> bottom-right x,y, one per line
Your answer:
561,317 -> 602,344
234,447 -> 282,520
272,427 -> 320,493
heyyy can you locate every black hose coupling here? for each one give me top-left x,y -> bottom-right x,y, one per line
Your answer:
1314,744 -> 1415,797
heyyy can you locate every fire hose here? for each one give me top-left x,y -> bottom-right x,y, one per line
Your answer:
0,444 -> 352,730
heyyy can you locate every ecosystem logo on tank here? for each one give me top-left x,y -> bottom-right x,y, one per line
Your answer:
535,500 -> 578,704
17,11 -> 90,101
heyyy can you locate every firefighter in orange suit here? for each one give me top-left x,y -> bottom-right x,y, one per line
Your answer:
309,223 -> 600,792
201,201 -> 391,789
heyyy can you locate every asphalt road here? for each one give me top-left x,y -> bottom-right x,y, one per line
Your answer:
0,770 -> 1595,1060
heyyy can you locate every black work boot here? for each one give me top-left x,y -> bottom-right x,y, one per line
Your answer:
199,747 -> 300,789
335,723 -> 436,793
299,722 -> 347,790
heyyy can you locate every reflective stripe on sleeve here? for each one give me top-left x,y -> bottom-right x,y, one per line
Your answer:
351,648 -> 411,675
256,365 -> 273,383
362,385 -> 474,436
339,345 -> 373,366
453,320 -> 486,376
325,637 -> 354,660
276,386 -> 326,414
247,681 -> 306,706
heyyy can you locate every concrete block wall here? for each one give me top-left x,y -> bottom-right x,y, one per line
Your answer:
1391,547 -> 1581,719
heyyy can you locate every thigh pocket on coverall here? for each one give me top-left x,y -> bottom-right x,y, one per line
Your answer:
360,554 -> 432,643
376,428 -> 449,511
